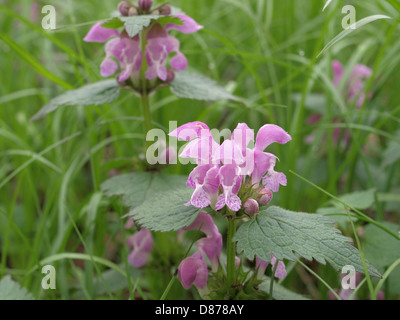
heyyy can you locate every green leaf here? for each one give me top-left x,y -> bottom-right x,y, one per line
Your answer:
322,0 -> 333,11
317,206 -> 356,229
157,16 -> 184,27
334,188 -> 376,210
126,188 -> 201,232
382,133 -> 400,167
259,277 -> 310,300
103,15 -> 184,37
363,222 -> 400,269
233,206 -> 381,278
101,17 -> 124,29
170,71 -> 245,103
101,172 -> 187,208
31,80 -> 121,121
120,15 -> 160,37
0,276 -> 35,300
318,15 -> 392,58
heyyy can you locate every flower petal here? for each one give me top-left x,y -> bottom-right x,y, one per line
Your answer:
84,22 -> 119,43
166,14 -> 203,34
255,124 -> 291,151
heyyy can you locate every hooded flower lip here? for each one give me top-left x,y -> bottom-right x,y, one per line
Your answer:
127,228 -> 153,268
178,251 -> 209,290
165,14 -> 203,34
84,10 -> 202,82
169,121 -> 210,141
84,22 -> 119,43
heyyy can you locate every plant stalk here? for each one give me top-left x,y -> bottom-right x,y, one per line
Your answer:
226,217 -> 237,289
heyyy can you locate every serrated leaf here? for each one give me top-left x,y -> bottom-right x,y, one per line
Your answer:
317,207 -> 356,229
334,188 -> 376,210
31,80 -> 120,121
233,206 -> 381,278
363,222 -> 400,269
101,172 -> 187,208
126,188 -> 200,232
170,71 -> 245,103
0,276 -> 35,300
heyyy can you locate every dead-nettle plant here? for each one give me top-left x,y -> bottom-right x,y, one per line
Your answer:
103,121 -> 381,300
31,0 -> 244,143
30,0 -> 383,300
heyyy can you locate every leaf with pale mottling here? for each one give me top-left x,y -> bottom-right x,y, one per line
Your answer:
0,276 -> 35,300
125,188 -> 200,232
31,80 -> 120,121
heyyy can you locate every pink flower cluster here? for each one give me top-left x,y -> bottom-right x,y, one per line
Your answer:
84,1 -> 202,83
169,122 -> 292,212
178,212 -> 222,291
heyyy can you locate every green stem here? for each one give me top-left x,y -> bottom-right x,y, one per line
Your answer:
226,217 -> 237,289
140,27 -> 152,150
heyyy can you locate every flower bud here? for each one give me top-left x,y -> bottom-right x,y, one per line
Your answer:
128,6 -> 137,16
244,198 -> 259,215
138,0 -> 153,12
165,69 -> 175,83
258,188 -> 273,206
118,1 -> 132,16
159,4 -> 172,15
235,256 -> 241,267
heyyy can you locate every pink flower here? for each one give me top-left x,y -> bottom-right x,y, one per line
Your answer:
170,122 -> 291,213
186,165 -> 220,208
255,255 -> 287,280
126,228 -> 153,268
183,211 -> 222,272
215,164 -> 242,212
84,10 -> 202,82
178,252 -> 209,290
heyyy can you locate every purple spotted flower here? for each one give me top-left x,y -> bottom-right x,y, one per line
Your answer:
84,4 -> 202,84
170,122 -> 291,212
126,228 -> 153,268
